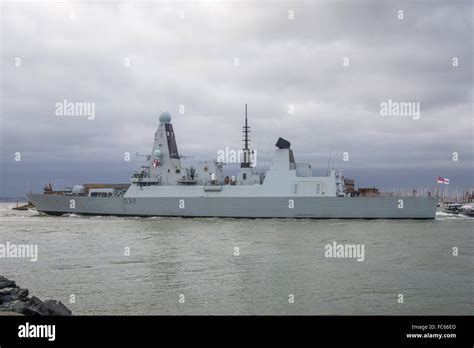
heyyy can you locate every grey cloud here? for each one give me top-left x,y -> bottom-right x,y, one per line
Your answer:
1,0 -> 472,197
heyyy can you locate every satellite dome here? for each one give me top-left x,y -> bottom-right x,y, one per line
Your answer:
159,111 -> 172,123
153,149 -> 161,157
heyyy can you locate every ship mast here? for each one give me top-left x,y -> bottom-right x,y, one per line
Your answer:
241,104 -> 251,168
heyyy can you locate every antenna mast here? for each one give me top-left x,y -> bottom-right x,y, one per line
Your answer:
241,104 -> 251,168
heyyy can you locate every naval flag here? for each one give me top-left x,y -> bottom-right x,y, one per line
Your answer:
437,177 -> 449,185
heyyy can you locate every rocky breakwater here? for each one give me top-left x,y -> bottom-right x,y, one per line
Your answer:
0,276 -> 71,316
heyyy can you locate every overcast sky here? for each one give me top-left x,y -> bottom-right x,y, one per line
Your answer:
1,0 -> 472,197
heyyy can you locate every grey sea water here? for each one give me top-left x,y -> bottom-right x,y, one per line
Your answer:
0,202 -> 472,315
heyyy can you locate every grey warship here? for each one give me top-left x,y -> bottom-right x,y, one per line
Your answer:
27,108 -> 437,219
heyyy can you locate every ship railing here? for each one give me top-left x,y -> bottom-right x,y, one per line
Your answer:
378,191 -> 435,198
131,177 -> 161,184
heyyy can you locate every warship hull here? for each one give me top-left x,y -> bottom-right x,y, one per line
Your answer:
26,110 -> 439,219
27,194 -> 438,219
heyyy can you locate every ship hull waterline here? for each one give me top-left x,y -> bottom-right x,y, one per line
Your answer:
27,194 -> 438,219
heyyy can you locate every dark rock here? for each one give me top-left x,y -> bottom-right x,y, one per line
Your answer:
0,288 -> 15,305
1,300 -> 27,314
11,287 -> 29,300
0,276 -> 16,289
24,296 -> 72,316
0,295 -> 14,304
0,287 -> 14,296
22,306 -> 43,316
0,276 -> 72,316
24,296 -> 47,316
42,300 -> 72,316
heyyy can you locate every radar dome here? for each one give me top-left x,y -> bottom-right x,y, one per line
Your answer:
159,111 -> 172,123
153,149 -> 161,157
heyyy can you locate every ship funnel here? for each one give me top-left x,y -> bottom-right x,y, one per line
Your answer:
275,137 -> 291,149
